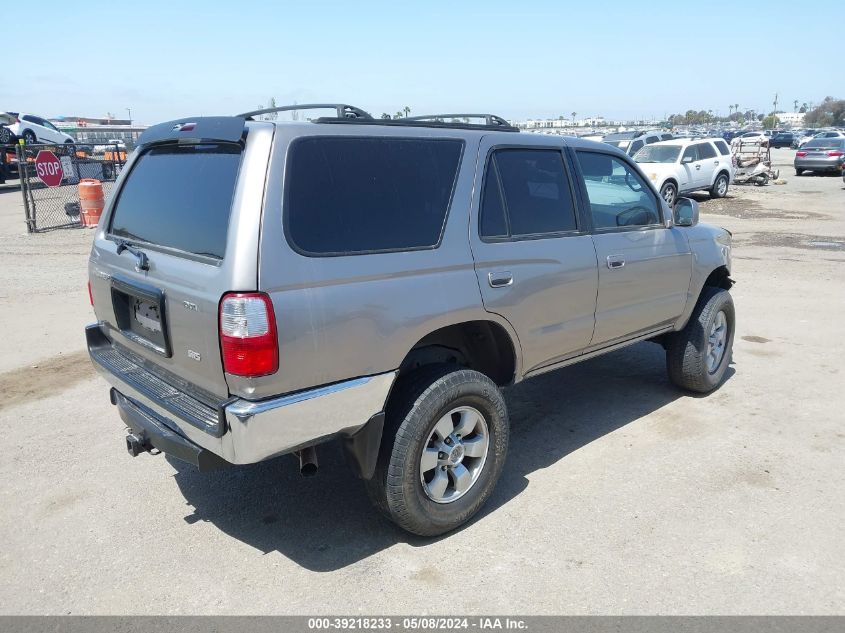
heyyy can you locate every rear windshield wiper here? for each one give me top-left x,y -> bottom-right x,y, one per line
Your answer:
115,238 -> 150,272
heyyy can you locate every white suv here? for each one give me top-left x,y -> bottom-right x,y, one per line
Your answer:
634,138 -> 735,206
6,112 -> 74,145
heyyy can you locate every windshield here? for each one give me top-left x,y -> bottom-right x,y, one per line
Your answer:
634,145 -> 681,163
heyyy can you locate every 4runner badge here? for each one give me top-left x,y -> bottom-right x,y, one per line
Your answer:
187,349 -> 201,362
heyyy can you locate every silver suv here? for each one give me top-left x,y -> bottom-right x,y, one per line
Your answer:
86,104 -> 735,536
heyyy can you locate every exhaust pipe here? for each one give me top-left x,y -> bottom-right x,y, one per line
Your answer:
297,446 -> 318,477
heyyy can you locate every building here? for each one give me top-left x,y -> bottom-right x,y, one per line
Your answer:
49,116 -> 147,147
776,112 -> 805,126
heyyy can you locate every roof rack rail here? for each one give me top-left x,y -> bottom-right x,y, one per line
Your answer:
238,103 -> 373,120
403,113 -> 516,129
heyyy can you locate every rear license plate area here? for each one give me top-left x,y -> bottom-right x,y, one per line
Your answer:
111,275 -> 171,357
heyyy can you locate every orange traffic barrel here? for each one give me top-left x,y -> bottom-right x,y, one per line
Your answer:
79,179 -> 104,227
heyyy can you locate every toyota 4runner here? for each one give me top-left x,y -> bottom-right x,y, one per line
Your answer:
86,104 -> 735,536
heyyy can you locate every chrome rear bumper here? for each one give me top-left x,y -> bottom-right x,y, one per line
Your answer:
86,324 -> 397,465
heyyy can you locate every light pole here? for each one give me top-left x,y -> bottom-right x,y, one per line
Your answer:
126,108 -> 132,126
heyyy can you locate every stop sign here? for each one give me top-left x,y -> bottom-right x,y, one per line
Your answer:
35,150 -> 64,187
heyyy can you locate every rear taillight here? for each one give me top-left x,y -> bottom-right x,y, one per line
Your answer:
827,151 -> 844,157
796,151 -> 807,157
87,280 -> 94,306
219,292 -> 278,377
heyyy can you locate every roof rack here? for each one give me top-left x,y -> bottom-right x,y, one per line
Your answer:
238,103 -> 373,120
403,113 -> 515,129
312,113 -> 520,133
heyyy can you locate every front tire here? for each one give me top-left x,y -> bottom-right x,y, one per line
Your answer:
660,181 -> 677,207
366,365 -> 509,536
667,287 -> 735,393
710,172 -> 729,198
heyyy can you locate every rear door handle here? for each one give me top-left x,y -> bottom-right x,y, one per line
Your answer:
488,271 -> 513,288
695,164 -> 701,170
606,255 -> 625,269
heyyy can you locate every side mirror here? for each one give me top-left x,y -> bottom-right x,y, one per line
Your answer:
674,197 -> 699,227
681,155 -> 694,164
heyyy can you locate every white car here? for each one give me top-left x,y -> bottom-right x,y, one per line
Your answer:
5,112 -> 74,145
633,138 -> 735,206
731,131 -> 768,147
93,139 -> 127,153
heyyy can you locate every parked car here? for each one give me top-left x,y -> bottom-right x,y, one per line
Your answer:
794,138 -> 845,175
0,111 -> 17,145
602,130 -> 666,156
86,106 -> 735,536
5,112 -> 74,145
732,131 -> 768,146
770,131 -> 797,148
633,138 -> 735,206
798,130 -> 845,148
93,139 -> 127,153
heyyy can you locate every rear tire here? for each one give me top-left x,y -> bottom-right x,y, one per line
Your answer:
666,287 -> 735,393
22,130 -> 36,145
795,168 -> 804,176
366,365 -> 509,536
709,173 -> 729,198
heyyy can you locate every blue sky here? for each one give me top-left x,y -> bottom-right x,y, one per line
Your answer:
8,0 -> 839,124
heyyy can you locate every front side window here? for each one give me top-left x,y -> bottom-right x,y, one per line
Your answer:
575,151 -> 661,230
480,149 -> 578,239
681,145 -> 700,162
286,137 -> 463,255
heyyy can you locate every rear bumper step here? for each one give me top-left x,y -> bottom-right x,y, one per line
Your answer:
86,323 -> 397,465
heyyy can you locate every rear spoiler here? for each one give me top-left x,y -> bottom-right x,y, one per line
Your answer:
137,116 -> 246,147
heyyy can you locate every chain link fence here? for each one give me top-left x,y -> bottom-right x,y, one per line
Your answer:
16,142 -> 126,232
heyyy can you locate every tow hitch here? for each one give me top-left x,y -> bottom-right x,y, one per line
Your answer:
125,431 -> 154,457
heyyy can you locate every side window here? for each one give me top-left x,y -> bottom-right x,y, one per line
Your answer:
42,120 -> 58,131
714,140 -> 731,155
21,115 -> 36,123
575,151 -> 661,230
628,139 -> 644,156
645,136 -> 659,144
480,149 -> 578,239
286,137 -> 463,255
681,145 -> 699,162
698,143 -> 717,159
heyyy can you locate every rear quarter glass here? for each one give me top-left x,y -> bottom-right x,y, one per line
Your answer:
109,143 -> 243,259
284,136 -> 463,256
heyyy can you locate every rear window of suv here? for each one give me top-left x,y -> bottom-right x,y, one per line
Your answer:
110,143 -> 242,259
285,137 -> 463,255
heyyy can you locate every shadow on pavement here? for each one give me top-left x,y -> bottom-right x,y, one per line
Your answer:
169,341 -> 734,571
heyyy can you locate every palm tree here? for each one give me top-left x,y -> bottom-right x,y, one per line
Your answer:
734,103 -> 739,117
571,111 -> 577,124
403,106 -> 411,118
793,99 -> 799,112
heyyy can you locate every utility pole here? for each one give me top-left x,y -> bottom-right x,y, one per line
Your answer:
773,92 -> 779,118
126,108 -> 132,125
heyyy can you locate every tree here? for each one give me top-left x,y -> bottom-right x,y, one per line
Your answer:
793,99 -> 799,112
380,113 -> 392,119
800,102 -> 808,113
266,97 -> 278,121
403,106 -> 411,118
762,114 -> 778,129
571,111 -> 577,124
804,96 -> 845,127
